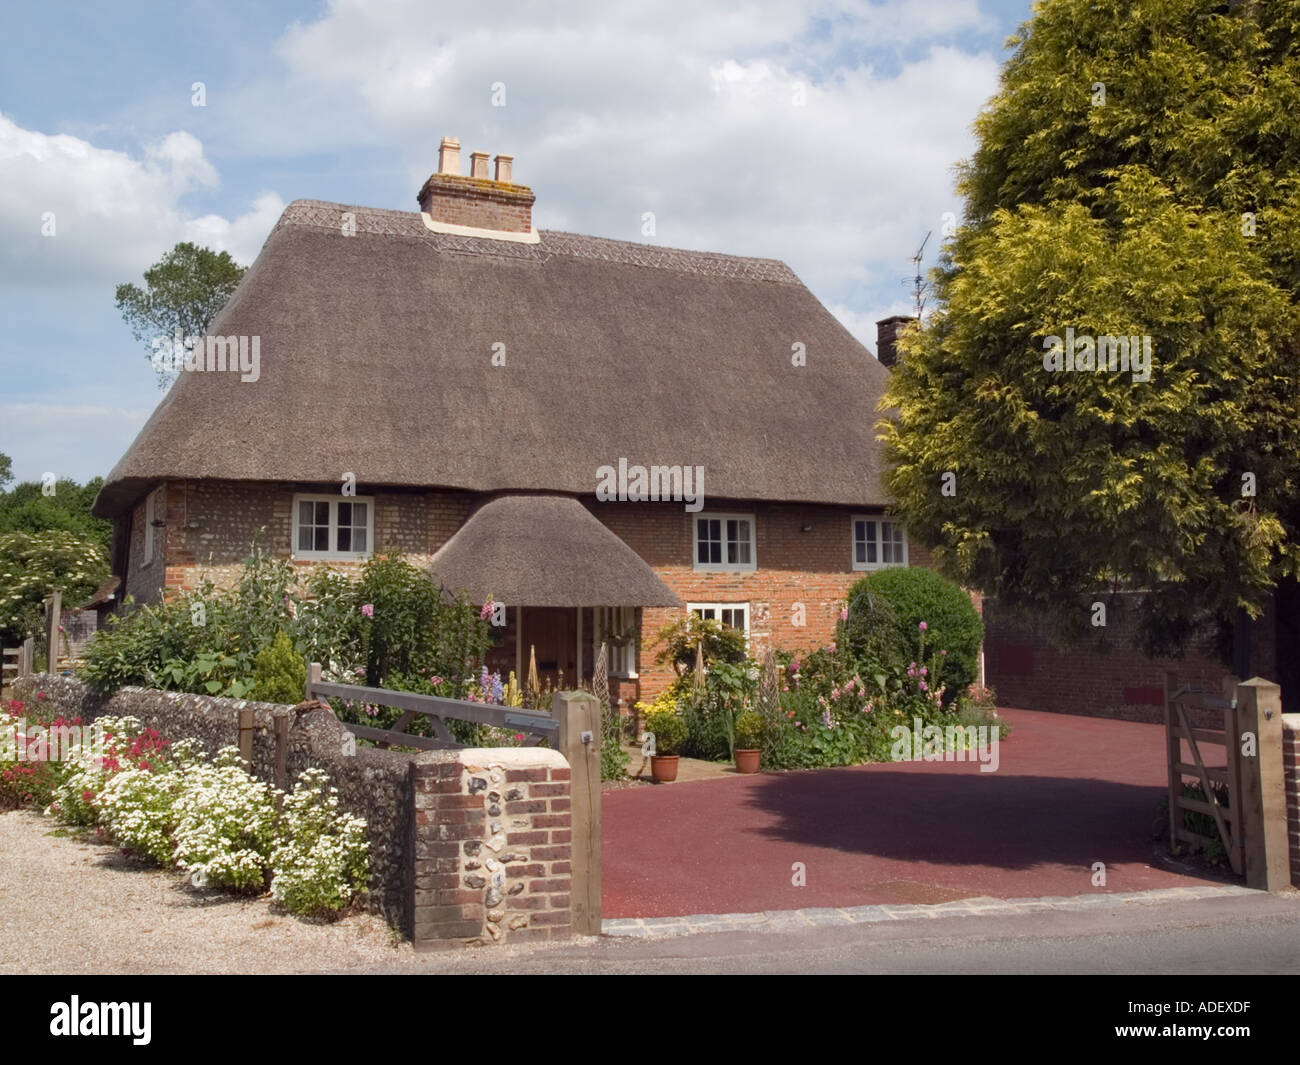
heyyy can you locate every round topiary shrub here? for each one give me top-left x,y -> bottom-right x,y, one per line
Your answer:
847,567 -> 983,699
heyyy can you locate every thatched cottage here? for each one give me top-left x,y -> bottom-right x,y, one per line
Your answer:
93,137 -> 923,702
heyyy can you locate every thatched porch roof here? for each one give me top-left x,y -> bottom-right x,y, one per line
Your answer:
429,494 -> 681,608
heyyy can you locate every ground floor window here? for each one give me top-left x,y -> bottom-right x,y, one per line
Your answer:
292,494 -> 373,559
687,602 -> 750,641
594,606 -> 638,677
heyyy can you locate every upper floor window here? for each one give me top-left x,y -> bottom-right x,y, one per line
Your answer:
852,517 -> 907,570
293,494 -> 373,559
693,514 -> 756,572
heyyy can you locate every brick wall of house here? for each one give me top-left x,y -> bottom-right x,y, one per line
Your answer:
589,499 -> 931,699
984,593 -> 1278,722
412,748 -> 571,948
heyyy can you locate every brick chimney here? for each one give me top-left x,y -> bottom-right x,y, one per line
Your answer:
418,136 -> 538,243
875,315 -> 916,368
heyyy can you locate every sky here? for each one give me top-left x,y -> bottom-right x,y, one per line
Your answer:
0,0 -> 1038,485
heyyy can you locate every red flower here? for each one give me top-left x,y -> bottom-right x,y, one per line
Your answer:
82,789 -> 95,803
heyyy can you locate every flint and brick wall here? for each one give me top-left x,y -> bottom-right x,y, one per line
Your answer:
984,593 -> 1278,724
12,675 -> 575,945
116,482 -> 932,703
120,480 -> 474,596
413,748 -> 572,948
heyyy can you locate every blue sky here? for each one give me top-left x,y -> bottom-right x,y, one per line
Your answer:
0,0 -> 1037,485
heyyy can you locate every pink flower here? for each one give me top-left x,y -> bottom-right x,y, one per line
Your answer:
826,642 -> 837,653
480,598 -> 494,620
918,621 -> 927,631
920,667 -> 927,676
360,603 -> 374,618
839,608 -> 848,621
513,733 -> 525,741
919,681 -> 928,692
940,649 -> 947,656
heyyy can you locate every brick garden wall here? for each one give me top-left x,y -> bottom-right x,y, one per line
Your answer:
1285,715 -> 1300,888
983,593 -> 1278,724
412,748 -> 572,948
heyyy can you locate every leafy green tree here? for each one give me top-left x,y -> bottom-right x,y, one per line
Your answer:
0,476 -> 111,550
115,242 -> 246,388
0,530 -> 109,643
881,0 -> 1300,655
0,453 -> 12,490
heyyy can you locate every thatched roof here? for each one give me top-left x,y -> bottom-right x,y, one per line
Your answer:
429,494 -> 682,607
94,199 -> 892,517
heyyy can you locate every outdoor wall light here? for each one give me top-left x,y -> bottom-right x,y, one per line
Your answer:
800,522 -> 814,532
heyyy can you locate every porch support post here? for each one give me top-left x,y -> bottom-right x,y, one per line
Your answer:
515,606 -> 523,684
576,606 -> 583,685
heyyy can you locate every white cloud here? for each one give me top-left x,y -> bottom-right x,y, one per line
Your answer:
1,402 -> 152,484
244,1 -> 1000,302
0,114 -> 283,284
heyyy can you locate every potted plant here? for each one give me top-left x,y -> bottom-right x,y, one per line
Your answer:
733,710 -> 763,774
644,709 -> 687,783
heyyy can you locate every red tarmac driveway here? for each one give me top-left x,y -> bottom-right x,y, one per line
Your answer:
603,708 -> 1232,918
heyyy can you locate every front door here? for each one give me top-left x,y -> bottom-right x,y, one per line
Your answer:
522,607 -> 577,687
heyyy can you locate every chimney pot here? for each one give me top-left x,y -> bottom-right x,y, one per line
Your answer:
418,143 -> 535,237
437,136 -> 461,175
875,315 -> 916,368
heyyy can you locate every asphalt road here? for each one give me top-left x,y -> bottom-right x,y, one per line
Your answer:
361,892 -> 1300,975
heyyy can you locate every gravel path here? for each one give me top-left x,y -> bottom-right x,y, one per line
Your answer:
0,809 -> 415,974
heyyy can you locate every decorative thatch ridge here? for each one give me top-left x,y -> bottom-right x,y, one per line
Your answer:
274,200 -> 802,284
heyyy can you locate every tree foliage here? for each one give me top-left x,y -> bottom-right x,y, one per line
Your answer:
115,242 -> 246,388
881,0 -> 1300,653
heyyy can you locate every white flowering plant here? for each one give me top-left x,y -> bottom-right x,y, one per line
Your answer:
172,747 -> 278,892
270,768 -> 370,918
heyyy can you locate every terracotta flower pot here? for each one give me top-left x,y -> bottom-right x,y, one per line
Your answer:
734,749 -> 761,774
650,754 -> 679,783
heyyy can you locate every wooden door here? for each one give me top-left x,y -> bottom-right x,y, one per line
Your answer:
522,607 -> 576,686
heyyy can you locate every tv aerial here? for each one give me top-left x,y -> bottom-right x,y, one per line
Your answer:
906,230 -> 932,317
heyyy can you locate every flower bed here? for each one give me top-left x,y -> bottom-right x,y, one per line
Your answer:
4,700 -> 369,919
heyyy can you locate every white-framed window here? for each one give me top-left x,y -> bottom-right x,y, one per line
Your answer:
852,516 -> 908,570
292,494 -> 374,559
688,602 -> 751,641
142,491 -> 156,566
693,513 -> 756,572
595,606 -> 638,678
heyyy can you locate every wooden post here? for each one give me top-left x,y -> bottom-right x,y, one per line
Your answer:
43,592 -> 61,674
552,690 -> 601,935
1162,670 -> 1180,855
20,637 -> 34,678
238,707 -> 255,767
1235,678 -> 1289,891
305,660 -> 322,702
274,713 -> 289,793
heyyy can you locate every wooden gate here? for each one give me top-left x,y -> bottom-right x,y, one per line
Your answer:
1163,671 -> 1289,888
1162,675 -> 1243,874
